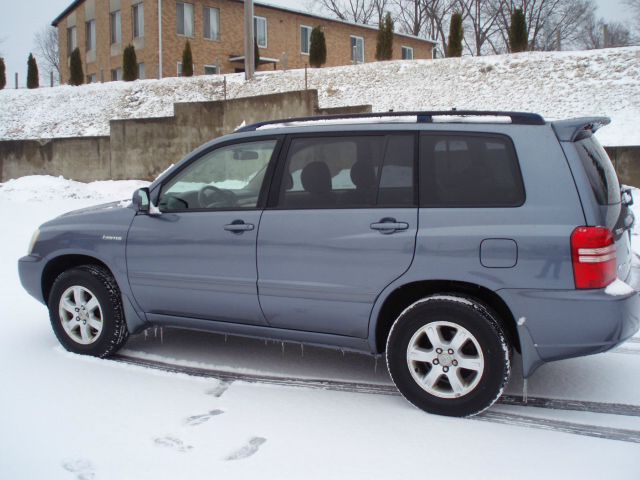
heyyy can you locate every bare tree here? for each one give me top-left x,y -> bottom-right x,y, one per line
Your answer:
424,0 -> 459,54
578,14 -> 633,49
318,0 -> 378,23
34,25 -> 60,84
490,0 -> 597,52
395,0 -> 430,35
456,0 -> 505,55
624,0 -> 640,34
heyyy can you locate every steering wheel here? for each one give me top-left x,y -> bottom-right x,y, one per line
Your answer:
198,185 -> 236,208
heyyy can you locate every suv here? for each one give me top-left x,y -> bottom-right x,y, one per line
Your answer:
18,111 -> 639,417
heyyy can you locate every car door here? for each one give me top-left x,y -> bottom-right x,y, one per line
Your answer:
257,132 -> 418,338
127,137 -> 281,326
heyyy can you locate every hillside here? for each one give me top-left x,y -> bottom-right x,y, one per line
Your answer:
0,47 -> 639,146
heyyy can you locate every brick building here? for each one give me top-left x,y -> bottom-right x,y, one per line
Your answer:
52,0 -> 435,84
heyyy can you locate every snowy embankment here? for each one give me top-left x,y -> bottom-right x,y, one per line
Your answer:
0,47 -> 639,146
2,175 -> 640,479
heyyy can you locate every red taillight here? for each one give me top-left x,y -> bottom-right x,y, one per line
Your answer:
571,226 -> 616,289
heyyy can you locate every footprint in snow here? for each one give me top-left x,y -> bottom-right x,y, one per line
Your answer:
225,437 -> 267,461
206,379 -> 233,398
184,409 -> 224,426
62,459 -> 95,480
153,435 -> 193,452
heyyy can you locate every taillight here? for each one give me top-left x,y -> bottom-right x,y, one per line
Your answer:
571,226 -> 616,289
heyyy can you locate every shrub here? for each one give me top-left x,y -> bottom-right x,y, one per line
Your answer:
309,26 -> 327,68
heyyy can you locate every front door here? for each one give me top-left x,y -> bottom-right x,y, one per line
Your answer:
257,133 -> 418,338
127,138 -> 280,326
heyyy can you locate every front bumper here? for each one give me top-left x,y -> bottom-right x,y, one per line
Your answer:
18,255 -> 45,303
499,275 -> 640,377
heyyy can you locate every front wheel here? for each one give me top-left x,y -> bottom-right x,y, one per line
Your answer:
386,295 -> 511,417
48,265 -> 129,357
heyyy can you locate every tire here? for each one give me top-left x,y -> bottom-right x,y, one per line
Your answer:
386,295 -> 511,417
48,265 -> 129,357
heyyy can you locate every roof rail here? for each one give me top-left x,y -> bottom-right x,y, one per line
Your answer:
235,110 -> 546,133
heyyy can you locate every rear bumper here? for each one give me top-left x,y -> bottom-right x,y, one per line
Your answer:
18,255 -> 45,303
499,276 -> 640,377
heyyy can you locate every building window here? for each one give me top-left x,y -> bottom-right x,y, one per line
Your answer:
254,16 -> 267,48
203,7 -> 220,40
351,36 -> 364,63
204,65 -> 218,75
138,63 -> 145,79
177,62 -> 194,76
133,3 -> 144,39
300,25 -> 312,55
86,73 -> 97,83
85,20 -> 96,52
67,26 -> 77,55
401,46 -> 414,60
111,68 -> 122,81
111,10 -> 122,44
176,2 -> 194,37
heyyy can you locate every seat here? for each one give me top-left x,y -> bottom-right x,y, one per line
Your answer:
342,160 -> 377,206
295,161 -> 335,208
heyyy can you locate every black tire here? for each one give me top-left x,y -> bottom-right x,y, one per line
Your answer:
48,265 -> 129,357
386,295 -> 511,417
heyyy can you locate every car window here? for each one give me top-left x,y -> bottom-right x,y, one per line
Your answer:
277,135 -> 414,209
420,134 -> 524,208
575,136 -> 620,205
159,139 -> 277,211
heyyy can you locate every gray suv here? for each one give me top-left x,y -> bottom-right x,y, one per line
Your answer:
18,111 -> 640,417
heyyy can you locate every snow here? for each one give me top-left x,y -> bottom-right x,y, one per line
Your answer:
605,278 -> 636,296
2,176 -> 640,479
1,47 -> 639,146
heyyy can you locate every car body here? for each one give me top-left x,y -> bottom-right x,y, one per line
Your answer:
18,111 -> 640,416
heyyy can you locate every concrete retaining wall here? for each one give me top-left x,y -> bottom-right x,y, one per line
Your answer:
605,146 -> 640,188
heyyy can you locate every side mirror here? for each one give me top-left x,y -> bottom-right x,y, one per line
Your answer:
132,188 -> 150,213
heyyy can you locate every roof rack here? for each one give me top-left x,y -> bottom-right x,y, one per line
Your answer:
235,110 -> 546,133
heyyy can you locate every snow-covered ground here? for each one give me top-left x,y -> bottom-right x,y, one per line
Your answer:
2,176 -> 640,480
0,47 -> 639,146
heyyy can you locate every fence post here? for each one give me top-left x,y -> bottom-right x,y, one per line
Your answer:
15,73 -> 18,89
305,64 -> 308,91
50,71 -> 54,87
223,76 -> 227,100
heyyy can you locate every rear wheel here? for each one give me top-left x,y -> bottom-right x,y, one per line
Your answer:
386,295 -> 510,417
48,265 -> 129,357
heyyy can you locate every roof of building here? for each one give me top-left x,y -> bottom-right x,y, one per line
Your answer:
51,0 -> 437,45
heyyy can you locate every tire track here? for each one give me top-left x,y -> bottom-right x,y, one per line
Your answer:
111,353 -> 640,444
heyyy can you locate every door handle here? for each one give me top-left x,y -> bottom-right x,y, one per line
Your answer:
370,218 -> 409,234
224,220 -> 255,233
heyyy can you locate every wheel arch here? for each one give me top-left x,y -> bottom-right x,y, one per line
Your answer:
372,280 -> 520,355
42,254 -> 113,304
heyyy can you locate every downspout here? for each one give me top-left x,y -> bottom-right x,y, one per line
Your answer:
158,0 -> 163,79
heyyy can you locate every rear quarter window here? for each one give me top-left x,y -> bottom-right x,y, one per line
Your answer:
419,134 -> 525,208
575,136 -> 621,205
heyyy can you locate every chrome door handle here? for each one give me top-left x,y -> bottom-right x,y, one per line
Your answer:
224,220 -> 254,233
370,218 -> 409,234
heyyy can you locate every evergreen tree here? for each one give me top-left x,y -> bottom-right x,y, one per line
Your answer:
122,44 -> 138,81
509,8 -> 528,53
375,12 -> 394,60
27,53 -> 39,89
447,12 -> 464,57
309,26 -> 327,68
182,40 -> 193,77
254,36 -> 260,70
69,48 -> 84,86
0,58 -> 6,90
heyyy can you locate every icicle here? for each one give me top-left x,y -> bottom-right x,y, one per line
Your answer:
160,327 -> 164,344
154,326 -> 157,339
374,356 -> 378,374
265,340 -> 268,346
281,342 -> 285,356
224,334 -> 228,344
341,349 -> 345,357
301,344 -> 304,357
144,329 -> 148,341
523,378 -> 528,404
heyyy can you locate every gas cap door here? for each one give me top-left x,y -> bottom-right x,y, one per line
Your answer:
480,238 -> 518,268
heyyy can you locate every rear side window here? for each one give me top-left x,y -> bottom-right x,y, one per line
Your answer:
575,136 -> 620,205
276,135 -> 414,209
419,134 -> 525,208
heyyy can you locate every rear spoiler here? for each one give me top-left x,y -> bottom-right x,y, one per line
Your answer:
552,117 -> 611,142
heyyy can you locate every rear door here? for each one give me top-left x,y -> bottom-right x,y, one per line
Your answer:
256,133 -> 418,338
574,136 -> 633,281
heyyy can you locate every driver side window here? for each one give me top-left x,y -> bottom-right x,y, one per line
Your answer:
159,139 -> 277,211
